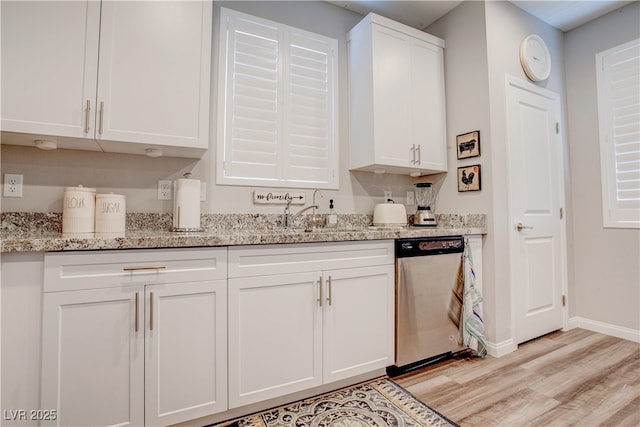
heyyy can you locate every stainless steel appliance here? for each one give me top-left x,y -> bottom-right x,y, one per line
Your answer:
390,236 -> 465,375
413,183 -> 437,226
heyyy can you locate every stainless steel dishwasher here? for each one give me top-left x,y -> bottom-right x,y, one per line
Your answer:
389,236 -> 465,375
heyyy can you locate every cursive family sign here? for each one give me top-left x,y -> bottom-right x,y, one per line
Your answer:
253,191 -> 306,205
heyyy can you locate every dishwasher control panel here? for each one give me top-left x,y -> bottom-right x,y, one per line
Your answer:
396,236 -> 464,258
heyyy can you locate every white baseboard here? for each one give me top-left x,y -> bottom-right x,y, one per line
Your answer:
568,316 -> 640,343
485,338 -> 517,358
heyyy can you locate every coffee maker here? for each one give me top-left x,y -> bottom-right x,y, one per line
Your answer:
413,182 -> 437,226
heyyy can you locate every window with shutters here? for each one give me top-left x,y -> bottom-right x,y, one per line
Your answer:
216,8 -> 339,189
596,38 -> 640,228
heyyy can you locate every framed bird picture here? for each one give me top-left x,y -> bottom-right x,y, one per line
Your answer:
457,165 -> 481,192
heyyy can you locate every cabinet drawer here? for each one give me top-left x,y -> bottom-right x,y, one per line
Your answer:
44,247 -> 227,292
228,240 -> 394,278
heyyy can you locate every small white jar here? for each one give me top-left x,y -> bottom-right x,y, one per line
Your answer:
62,185 -> 96,234
95,193 -> 126,233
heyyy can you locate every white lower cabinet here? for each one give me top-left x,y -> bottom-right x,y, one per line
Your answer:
41,248 -> 228,427
227,241 -> 395,408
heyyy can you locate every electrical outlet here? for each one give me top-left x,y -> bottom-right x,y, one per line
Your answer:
384,190 -> 392,202
406,191 -> 415,206
158,180 -> 172,200
3,173 -> 23,197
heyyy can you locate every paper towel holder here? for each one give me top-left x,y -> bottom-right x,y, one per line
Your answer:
171,173 -> 202,232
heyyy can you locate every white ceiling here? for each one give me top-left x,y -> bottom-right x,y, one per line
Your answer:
327,0 -> 634,32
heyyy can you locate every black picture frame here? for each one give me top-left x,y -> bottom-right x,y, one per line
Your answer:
456,130 -> 481,159
457,164 -> 481,192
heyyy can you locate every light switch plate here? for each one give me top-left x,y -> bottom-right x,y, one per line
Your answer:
406,191 -> 415,205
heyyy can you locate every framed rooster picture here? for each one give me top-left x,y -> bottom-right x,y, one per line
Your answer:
457,165 -> 481,192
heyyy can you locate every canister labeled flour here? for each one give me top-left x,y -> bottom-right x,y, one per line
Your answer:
62,185 -> 96,234
95,193 -> 126,233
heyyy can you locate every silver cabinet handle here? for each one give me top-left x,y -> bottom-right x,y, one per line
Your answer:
515,222 -> 533,232
318,276 -> 323,307
123,265 -> 166,272
410,144 -> 416,164
149,291 -> 154,331
327,276 -> 332,306
85,100 -> 91,134
135,292 -> 140,332
98,101 -> 104,135
416,144 -> 421,164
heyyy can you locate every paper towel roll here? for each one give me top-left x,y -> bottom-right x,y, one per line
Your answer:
172,177 -> 201,231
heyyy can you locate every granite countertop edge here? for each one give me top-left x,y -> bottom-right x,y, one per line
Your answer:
1,226 -> 486,253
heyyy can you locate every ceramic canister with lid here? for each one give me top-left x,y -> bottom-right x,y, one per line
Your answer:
62,185 -> 96,233
95,193 -> 126,233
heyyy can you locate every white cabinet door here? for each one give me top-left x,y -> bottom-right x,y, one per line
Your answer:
145,280 -> 227,426
96,1 -> 211,152
322,265 -> 395,383
0,1 -> 101,144
371,25 -> 413,169
228,272 -> 323,408
41,287 -> 144,427
412,39 -> 447,172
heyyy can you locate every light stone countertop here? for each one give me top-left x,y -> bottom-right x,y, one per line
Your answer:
1,212 -> 486,253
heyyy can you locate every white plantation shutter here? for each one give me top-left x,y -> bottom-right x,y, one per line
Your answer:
217,8 -> 338,189
596,38 -> 640,228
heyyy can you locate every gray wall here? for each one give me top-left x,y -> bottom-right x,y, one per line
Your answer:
565,2 -> 640,332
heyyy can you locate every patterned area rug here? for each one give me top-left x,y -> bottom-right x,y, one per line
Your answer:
215,377 -> 457,427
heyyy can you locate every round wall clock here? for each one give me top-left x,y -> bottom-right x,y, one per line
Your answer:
519,34 -> 551,82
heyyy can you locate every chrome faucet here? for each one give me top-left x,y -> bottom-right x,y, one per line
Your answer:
282,201 -> 319,228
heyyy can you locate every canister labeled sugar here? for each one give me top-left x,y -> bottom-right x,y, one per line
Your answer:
95,193 -> 126,233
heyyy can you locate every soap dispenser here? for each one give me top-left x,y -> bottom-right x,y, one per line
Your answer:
325,199 -> 338,228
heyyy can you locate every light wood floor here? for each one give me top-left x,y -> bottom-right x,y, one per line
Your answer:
394,328 -> 640,427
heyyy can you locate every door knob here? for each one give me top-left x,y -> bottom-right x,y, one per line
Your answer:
515,222 -> 533,232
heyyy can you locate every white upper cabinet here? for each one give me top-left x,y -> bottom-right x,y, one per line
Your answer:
348,13 -> 447,176
1,1 -> 212,158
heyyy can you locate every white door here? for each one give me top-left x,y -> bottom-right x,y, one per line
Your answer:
41,287 -> 144,427
506,77 -> 566,344
145,280 -> 227,426
322,265 -> 394,383
228,272 -> 323,408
